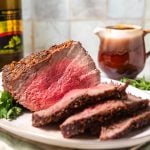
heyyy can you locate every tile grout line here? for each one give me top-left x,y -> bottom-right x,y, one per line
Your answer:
106,0 -> 109,20
68,0 -> 71,39
31,0 -> 35,52
142,0 -> 147,27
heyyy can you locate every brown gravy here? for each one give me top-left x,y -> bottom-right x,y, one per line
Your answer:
106,26 -> 135,30
98,36 -> 146,79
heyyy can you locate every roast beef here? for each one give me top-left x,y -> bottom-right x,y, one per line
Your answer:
100,109 -> 150,140
32,83 -> 127,127
60,97 -> 149,138
2,41 -> 100,111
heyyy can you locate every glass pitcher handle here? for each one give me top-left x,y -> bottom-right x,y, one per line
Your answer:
144,30 -> 150,58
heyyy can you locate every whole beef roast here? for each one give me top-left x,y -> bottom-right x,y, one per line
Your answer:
32,83 -> 127,127
100,108 -> 150,140
2,41 -> 100,111
60,96 -> 149,138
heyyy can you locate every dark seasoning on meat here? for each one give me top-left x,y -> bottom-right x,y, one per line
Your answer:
32,83 -> 127,127
60,95 -> 149,138
2,40 -> 150,141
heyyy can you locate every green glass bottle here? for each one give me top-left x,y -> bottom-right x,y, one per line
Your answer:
0,0 -> 23,71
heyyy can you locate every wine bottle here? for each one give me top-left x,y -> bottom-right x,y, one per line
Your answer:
0,0 -> 23,71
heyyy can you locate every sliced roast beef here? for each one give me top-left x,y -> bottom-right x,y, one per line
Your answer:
60,97 -> 149,138
100,109 -> 150,140
32,83 -> 127,127
2,41 -> 100,111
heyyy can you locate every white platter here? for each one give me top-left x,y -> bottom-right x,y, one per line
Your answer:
0,73 -> 150,149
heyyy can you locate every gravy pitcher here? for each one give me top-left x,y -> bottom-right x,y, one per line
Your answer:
94,24 -> 150,80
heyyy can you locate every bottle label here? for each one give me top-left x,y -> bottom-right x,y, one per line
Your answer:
0,9 -> 23,54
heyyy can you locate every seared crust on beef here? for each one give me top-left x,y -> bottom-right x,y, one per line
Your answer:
60,98 -> 149,138
100,109 -> 150,140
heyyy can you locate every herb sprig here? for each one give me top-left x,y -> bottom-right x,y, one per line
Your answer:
120,77 -> 150,90
0,91 -> 22,120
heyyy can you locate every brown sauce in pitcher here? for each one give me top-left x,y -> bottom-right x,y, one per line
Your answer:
106,26 -> 135,30
98,35 -> 146,79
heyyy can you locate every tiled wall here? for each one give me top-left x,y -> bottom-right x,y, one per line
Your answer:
22,0 -> 150,79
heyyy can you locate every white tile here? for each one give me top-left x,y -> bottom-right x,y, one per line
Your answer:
32,0 -> 69,20
108,0 -> 144,19
145,0 -> 150,19
97,19 -> 142,27
118,19 -> 143,26
71,0 -> 107,19
22,0 -> 32,20
33,21 -> 69,51
23,20 -> 33,56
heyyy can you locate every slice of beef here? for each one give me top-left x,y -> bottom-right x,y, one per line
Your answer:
60,97 -> 149,138
100,109 -> 150,140
2,41 -> 100,111
32,83 -> 127,127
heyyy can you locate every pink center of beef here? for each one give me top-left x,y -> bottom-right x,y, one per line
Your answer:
21,58 -> 95,111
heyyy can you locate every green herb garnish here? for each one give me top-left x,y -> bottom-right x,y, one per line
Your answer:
120,77 -> 150,90
0,91 -> 22,120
